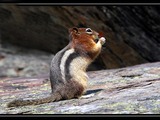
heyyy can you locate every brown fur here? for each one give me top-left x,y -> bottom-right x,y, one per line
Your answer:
70,28 -> 101,60
7,27 -> 105,107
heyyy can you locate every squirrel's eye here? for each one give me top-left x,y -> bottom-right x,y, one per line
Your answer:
86,28 -> 92,34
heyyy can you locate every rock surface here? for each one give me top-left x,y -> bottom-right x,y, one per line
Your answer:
0,43 -> 52,78
0,5 -> 160,69
1,62 -> 160,114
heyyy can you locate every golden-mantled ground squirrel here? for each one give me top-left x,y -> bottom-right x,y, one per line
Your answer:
7,27 -> 106,107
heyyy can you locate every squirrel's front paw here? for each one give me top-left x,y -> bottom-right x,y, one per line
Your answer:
99,37 -> 106,45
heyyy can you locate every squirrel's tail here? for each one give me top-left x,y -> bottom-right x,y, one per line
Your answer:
7,93 -> 62,107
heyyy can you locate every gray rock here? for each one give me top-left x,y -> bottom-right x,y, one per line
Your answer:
1,62 -> 160,114
0,44 -> 52,78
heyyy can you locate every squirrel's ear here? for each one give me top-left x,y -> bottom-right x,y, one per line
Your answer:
69,27 -> 79,34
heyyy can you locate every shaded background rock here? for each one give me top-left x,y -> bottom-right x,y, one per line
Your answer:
0,44 -> 52,78
0,5 -> 159,71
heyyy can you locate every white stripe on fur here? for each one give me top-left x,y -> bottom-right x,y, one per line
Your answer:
60,48 -> 75,81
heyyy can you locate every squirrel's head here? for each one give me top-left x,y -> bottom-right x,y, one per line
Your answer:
69,27 -> 99,44
68,27 -> 106,59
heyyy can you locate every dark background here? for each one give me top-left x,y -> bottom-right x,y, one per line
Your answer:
0,5 -> 160,72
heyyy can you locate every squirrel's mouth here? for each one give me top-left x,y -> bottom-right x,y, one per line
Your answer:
93,35 -> 100,43
94,38 -> 99,43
